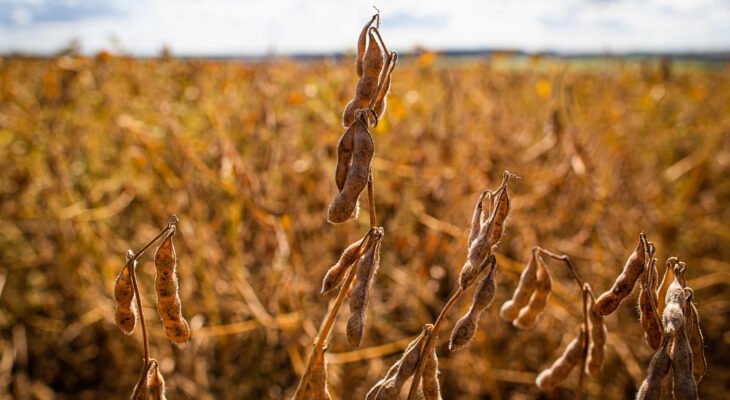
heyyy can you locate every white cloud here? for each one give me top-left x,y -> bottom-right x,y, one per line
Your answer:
0,0 -> 728,55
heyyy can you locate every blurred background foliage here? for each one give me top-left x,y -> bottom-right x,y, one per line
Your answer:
0,52 -> 728,399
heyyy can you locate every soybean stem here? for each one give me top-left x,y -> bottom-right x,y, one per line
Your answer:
129,260 -> 150,366
367,169 -> 377,228
293,230 -> 376,399
131,215 -> 178,263
407,286 -> 466,400
575,287 -> 589,400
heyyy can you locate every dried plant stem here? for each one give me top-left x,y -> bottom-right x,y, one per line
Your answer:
406,286 -> 466,400
575,286 -> 590,400
367,170 -> 377,228
294,230 -> 375,399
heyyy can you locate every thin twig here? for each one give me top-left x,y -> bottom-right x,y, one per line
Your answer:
129,259 -> 150,365
575,285 -> 590,400
372,7 -> 380,28
131,216 -> 178,263
367,169 -> 377,228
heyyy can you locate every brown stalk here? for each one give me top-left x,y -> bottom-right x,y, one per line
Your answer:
293,228 -> 378,399
367,169 -> 377,228
575,285 -> 590,400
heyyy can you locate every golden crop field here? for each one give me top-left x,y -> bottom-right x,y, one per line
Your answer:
0,52 -> 728,399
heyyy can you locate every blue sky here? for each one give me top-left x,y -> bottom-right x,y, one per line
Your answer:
1,0 -> 729,55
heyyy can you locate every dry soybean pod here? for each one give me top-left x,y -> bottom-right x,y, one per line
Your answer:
154,227 -> 191,344
334,124 -> 358,192
115,250 -> 138,335
450,258 -> 497,351
586,294 -> 607,378
683,288 -> 706,383
366,356 -> 402,400
467,178 -> 502,270
486,174 -> 512,247
639,254 -> 663,350
536,328 -> 586,391
662,271 -> 686,336
593,232 -> 647,316
347,232 -> 382,348
342,30 -> 385,128
328,115 -> 374,224
131,360 -> 154,400
367,331 -> 427,400
465,172 -> 515,280
302,347 -> 331,400
372,52 -> 397,119
458,191 -> 491,289
421,344 -> 441,400
636,341 -> 671,400
333,127 -> 366,220
500,248 -> 538,322
675,261 -> 687,287
468,191 -> 490,248
321,237 -> 366,295
513,255 -> 551,330
374,325 -> 432,400
656,257 -> 678,314
356,13 -> 379,77
147,360 -> 166,400
670,328 -> 698,400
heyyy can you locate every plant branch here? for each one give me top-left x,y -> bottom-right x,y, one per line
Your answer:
293,229 -> 378,399
406,286 -> 465,400
131,215 -> 178,263
575,286 -> 590,400
367,169 -> 377,229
